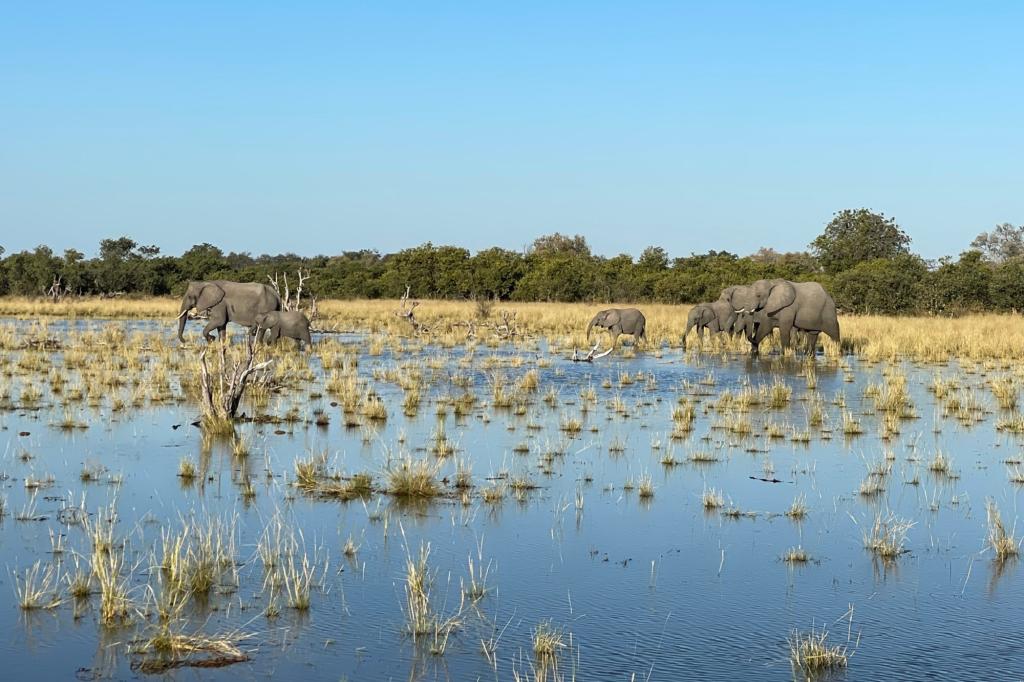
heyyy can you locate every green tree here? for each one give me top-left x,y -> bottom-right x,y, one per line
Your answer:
832,255 -> 927,314
529,233 -> 591,257
60,249 -> 90,293
469,247 -> 524,300
927,250 -> 992,313
94,236 -> 141,293
179,243 -> 227,282
989,257 -> 1024,311
4,246 -> 61,296
810,209 -> 911,274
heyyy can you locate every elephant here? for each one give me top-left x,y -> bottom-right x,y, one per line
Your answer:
682,299 -> 735,349
252,310 -> 313,350
177,280 -> 282,343
735,309 -> 812,353
720,279 -> 840,355
585,308 -> 647,357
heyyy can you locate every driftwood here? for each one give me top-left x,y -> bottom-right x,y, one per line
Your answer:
571,340 -> 613,362
198,333 -> 274,421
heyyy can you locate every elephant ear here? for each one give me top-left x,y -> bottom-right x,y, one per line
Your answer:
195,283 -> 226,312
763,282 -> 796,315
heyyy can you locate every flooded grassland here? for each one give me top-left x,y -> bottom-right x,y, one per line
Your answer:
0,312 -> 1022,681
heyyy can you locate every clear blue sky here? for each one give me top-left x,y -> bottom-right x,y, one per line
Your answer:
1,2 -> 1021,260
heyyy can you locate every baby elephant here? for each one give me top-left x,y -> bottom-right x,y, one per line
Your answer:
252,311 -> 313,350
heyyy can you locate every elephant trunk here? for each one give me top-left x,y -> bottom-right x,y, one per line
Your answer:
177,300 -> 191,342
682,318 -> 695,350
586,315 -> 599,341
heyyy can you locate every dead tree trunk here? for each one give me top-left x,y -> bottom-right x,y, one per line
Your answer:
268,268 -> 312,312
395,285 -> 427,333
198,333 -> 274,422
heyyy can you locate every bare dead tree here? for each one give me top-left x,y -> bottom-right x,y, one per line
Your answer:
491,309 -> 520,339
46,275 -> 72,302
395,285 -> 428,333
268,268 -> 314,316
198,333 -> 275,422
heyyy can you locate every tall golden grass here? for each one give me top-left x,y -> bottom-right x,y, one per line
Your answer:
2,295 -> 1023,360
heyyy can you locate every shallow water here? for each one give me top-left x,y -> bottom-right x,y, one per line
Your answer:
0,319 -> 1021,681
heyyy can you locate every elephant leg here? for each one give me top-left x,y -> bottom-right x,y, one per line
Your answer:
805,331 -> 820,356
777,320 -> 793,352
301,327 -> 312,350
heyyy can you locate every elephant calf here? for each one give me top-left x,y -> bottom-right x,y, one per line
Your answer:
586,307 -> 646,357
253,311 -> 313,350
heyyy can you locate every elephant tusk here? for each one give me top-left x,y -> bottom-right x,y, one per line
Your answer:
176,309 -> 191,320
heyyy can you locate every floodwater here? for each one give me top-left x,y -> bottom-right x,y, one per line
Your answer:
0,319 -> 1021,681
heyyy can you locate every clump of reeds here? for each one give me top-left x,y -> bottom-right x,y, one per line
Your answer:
387,456 -> 442,498
401,539 -> 461,647
532,620 -> 565,660
928,450 -> 952,475
986,500 -> 1020,561
14,562 -> 62,610
462,541 -> 492,602
863,511 -> 914,559
766,379 -> 792,408
178,457 -> 196,480
281,545 -> 325,610
688,450 -> 718,464
786,494 -> 808,519
92,542 -> 134,625
783,546 -> 810,564
482,484 -> 506,504
788,625 -> 849,674
991,376 -> 1018,410
637,473 -> 654,498
559,415 -> 583,433
702,486 -> 724,509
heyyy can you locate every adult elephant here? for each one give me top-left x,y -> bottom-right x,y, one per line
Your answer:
177,280 -> 282,343
735,310 -> 811,353
253,310 -> 313,350
585,308 -> 646,357
720,279 -> 839,355
683,298 -> 735,349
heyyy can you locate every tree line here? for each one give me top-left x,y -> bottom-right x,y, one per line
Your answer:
1,209 -> 1022,315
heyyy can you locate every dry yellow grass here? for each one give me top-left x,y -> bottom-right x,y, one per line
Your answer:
4,296 -> 1024,360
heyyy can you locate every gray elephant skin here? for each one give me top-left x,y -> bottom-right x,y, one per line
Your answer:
683,299 -> 734,348
586,308 -> 647,349
735,309 -> 811,352
253,311 -> 313,349
177,280 -> 282,342
720,279 -> 839,354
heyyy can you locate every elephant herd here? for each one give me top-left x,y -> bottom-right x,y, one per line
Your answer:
588,279 -> 840,357
175,277 -> 839,357
176,280 -> 312,349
